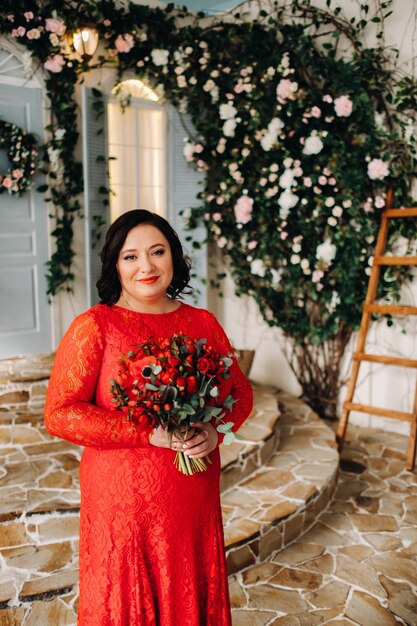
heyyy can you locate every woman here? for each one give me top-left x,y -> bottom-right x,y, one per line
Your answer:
44,210 -> 253,626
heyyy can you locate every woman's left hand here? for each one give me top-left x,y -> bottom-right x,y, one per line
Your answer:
177,422 -> 218,459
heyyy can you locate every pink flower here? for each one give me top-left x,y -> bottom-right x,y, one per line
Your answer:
334,95 -> 353,117
103,19 -> 111,27
280,231 -> 288,240
17,26 -> 26,37
212,212 -> 222,221
27,28 -> 41,39
12,169 -> 23,179
303,177 -> 312,187
115,34 -> 134,54
234,83 -> 244,94
374,195 -> 386,209
310,106 -> 322,118
312,270 -> 324,283
316,283 -> 324,292
2,177 -> 13,189
234,195 -> 254,224
363,201 -> 373,213
45,18 -> 66,36
44,54 -> 65,73
196,160 -> 208,171
24,11 -> 34,20
323,168 -> 332,176
194,144 -> 204,154
216,197 -> 224,205
367,158 -> 389,180
248,240 -> 258,250
318,176 -> 327,185
277,78 -> 298,103
323,94 -> 333,103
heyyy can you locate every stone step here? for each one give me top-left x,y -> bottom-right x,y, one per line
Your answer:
0,385 -> 280,614
223,392 -> 339,575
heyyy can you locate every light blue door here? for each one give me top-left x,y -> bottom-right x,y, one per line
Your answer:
0,83 -> 52,357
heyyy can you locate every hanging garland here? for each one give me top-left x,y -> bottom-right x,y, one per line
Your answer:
0,119 -> 39,195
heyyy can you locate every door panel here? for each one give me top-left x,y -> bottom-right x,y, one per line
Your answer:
0,84 -> 52,357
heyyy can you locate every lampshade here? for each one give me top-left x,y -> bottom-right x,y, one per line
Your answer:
72,27 -> 99,58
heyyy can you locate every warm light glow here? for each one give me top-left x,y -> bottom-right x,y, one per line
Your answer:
112,79 -> 159,103
72,28 -> 99,58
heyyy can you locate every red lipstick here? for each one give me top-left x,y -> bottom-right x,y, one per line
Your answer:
138,276 -> 159,284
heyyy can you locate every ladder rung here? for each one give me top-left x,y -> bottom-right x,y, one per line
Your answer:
364,304 -> 417,316
374,256 -> 417,266
383,208 -> 417,218
353,353 -> 417,368
344,402 -> 414,422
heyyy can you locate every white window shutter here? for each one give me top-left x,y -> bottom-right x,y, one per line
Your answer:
166,104 -> 207,308
82,86 -> 110,307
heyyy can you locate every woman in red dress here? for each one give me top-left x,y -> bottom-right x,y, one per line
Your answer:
44,210 -> 253,626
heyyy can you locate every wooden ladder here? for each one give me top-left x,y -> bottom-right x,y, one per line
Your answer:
337,193 -> 417,470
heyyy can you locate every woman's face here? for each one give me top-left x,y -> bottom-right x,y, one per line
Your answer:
116,224 -> 174,308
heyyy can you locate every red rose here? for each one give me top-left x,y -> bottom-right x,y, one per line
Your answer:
186,376 -> 198,394
197,357 -> 210,374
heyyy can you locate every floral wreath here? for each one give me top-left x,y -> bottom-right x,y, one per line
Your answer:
0,119 -> 39,195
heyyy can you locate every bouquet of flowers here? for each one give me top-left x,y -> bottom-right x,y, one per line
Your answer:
109,334 -> 239,475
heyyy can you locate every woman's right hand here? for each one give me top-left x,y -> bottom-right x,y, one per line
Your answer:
149,426 -> 196,450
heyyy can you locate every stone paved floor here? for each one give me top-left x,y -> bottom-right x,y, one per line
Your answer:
230,423 -> 417,626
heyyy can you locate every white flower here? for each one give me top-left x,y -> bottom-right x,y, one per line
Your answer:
316,239 -> 336,264
291,254 -> 301,264
203,79 -> 216,92
251,259 -> 266,277
55,128 -> 66,141
279,168 -> 295,189
278,190 -> 299,217
183,141 -> 195,162
260,117 -> 284,152
303,134 -> 324,155
325,197 -> 335,207
292,242 -> 302,253
332,206 -> 343,217
209,386 -> 219,398
219,103 -> 237,120
217,236 -> 228,249
270,268 -> 283,288
260,135 -> 275,151
223,119 -> 237,137
151,49 -> 169,66
177,75 -> 187,88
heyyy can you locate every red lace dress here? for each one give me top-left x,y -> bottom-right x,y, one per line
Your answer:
44,302 -> 253,626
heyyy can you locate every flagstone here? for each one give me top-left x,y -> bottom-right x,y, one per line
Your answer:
259,500 -> 298,523
35,515 -> 80,542
349,514 -> 398,532
352,495 -> 379,513
20,570 -> 78,599
338,545 -> 375,561
283,509 -> 305,545
3,542 -> 73,573
0,522 -> 30,548
296,553 -> 335,575
224,519 -> 260,547
227,545 -> 256,574
26,489 -> 80,513
229,577 -> 247,609
0,607 -> 27,626
269,566 -> 322,590
363,533 -> 403,552
247,585 -> 309,613
305,580 -> 349,609
345,590 -> 400,626
320,512 -> 353,531
241,470 -> 295,491
273,543 -> 325,566
22,440 -> 81,456
302,522 -> 349,547
0,459 -> 52,487
378,575 -> 417,625
281,483 -> 317,501
231,610 -> 277,626
39,469 -> 73,489
258,526 -> 284,560
23,599 -> 76,626
0,579 -> 17,603
241,562 -> 282,585
334,555 -> 385,598
367,552 -> 417,586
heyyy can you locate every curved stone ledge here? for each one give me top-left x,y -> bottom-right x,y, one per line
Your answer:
224,391 -> 339,575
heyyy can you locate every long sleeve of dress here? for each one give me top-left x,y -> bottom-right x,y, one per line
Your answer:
205,312 -> 253,443
44,310 -> 153,449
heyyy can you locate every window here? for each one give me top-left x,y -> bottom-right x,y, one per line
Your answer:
107,79 -> 166,221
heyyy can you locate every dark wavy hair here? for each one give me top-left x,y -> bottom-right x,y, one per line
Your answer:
97,210 -> 193,305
